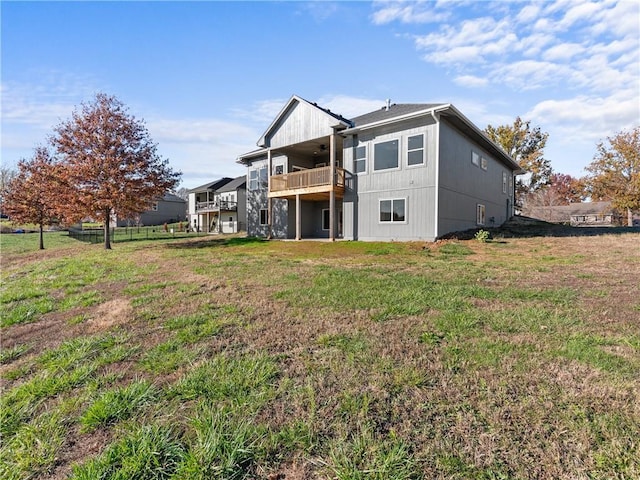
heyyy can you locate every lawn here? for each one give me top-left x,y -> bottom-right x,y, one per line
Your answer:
1,230 -> 639,479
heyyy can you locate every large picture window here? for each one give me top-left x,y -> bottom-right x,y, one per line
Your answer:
354,145 -> 366,174
380,198 -> 406,223
407,134 -> 424,166
374,139 -> 399,171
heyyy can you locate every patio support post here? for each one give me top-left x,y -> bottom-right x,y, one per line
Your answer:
329,132 -> 336,241
296,194 -> 301,240
267,148 -> 273,239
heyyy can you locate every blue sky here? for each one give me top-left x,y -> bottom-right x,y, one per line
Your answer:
2,0 -> 639,189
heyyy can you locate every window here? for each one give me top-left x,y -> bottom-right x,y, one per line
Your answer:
472,151 -> 480,167
249,170 -> 258,191
407,134 -> 424,166
502,171 -> 508,194
259,208 -> 268,225
509,175 -> 513,194
151,202 -> 158,211
481,157 -> 488,171
476,204 -> 485,225
354,146 -> 366,174
259,167 -> 268,187
322,209 -> 330,230
274,165 -> 283,175
374,139 -> 399,171
380,199 -> 406,223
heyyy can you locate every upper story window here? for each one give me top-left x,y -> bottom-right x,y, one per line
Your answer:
481,157 -> 488,171
472,151 -> 480,167
502,171 -> 508,194
374,139 -> 399,171
249,166 -> 268,191
407,134 -> 424,166
354,146 -> 366,174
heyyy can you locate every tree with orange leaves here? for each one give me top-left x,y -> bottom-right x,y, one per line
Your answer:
586,127 -> 639,227
2,146 -> 64,249
51,93 -> 180,249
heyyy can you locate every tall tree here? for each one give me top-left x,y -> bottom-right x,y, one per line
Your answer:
0,165 -> 17,216
485,117 -> 552,205
51,93 -> 181,249
585,127 -> 639,226
547,173 -> 585,205
2,147 -> 62,249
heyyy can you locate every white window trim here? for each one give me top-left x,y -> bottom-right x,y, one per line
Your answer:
151,202 -> 158,211
406,133 -> 425,168
502,171 -> 508,194
379,198 -> 407,224
321,209 -> 330,231
481,156 -> 488,171
259,208 -> 268,226
249,169 -> 259,191
372,138 -> 401,173
476,204 -> 486,226
354,145 -> 367,175
472,151 -> 480,167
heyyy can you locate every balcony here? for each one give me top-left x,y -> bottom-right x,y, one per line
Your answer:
195,200 -> 237,212
269,166 -> 345,200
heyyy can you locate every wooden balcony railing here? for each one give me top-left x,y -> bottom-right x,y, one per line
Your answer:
195,200 -> 237,212
270,166 -> 345,195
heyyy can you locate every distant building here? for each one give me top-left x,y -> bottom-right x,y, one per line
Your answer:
115,192 -> 187,227
525,201 -> 620,226
187,176 -> 247,233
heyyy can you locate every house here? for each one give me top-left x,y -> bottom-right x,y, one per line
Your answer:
115,192 -> 186,227
525,201 -> 620,226
187,176 -> 247,233
237,95 -> 521,241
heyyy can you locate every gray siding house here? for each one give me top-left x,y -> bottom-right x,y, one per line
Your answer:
188,176 -> 247,233
115,192 -> 186,227
238,95 -> 521,241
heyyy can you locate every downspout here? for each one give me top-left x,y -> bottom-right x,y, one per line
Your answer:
431,110 -> 440,240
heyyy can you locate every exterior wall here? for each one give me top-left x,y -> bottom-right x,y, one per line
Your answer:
342,117 -> 438,241
246,158 -> 288,238
267,100 -> 338,148
437,119 -> 514,236
118,198 -> 187,227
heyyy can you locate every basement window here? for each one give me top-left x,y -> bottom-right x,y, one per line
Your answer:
477,204 -> 486,225
380,198 -> 406,223
259,208 -> 268,225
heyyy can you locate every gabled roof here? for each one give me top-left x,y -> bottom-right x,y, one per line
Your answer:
350,103 -> 444,126
217,175 -> 246,193
257,95 -> 352,148
161,193 -> 187,203
188,177 -> 233,193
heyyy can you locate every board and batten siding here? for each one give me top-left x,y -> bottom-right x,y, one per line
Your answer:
267,100 -> 338,148
342,117 -> 439,241
437,120 -> 514,235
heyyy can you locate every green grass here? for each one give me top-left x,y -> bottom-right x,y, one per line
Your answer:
1,232 -> 639,479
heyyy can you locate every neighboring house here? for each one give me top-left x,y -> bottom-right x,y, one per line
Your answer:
187,176 -> 247,233
526,201 -> 619,226
115,192 -> 187,227
237,95 -> 521,241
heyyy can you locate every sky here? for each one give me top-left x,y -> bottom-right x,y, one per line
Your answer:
2,0 -> 639,189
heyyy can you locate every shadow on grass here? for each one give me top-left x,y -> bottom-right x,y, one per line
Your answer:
165,236 -> 267,250
441,216 -> 639,240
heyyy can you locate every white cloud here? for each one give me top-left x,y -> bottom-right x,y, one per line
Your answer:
542,42 -> 584,61
371,1 -> 451,25
453,75 -> 488,88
